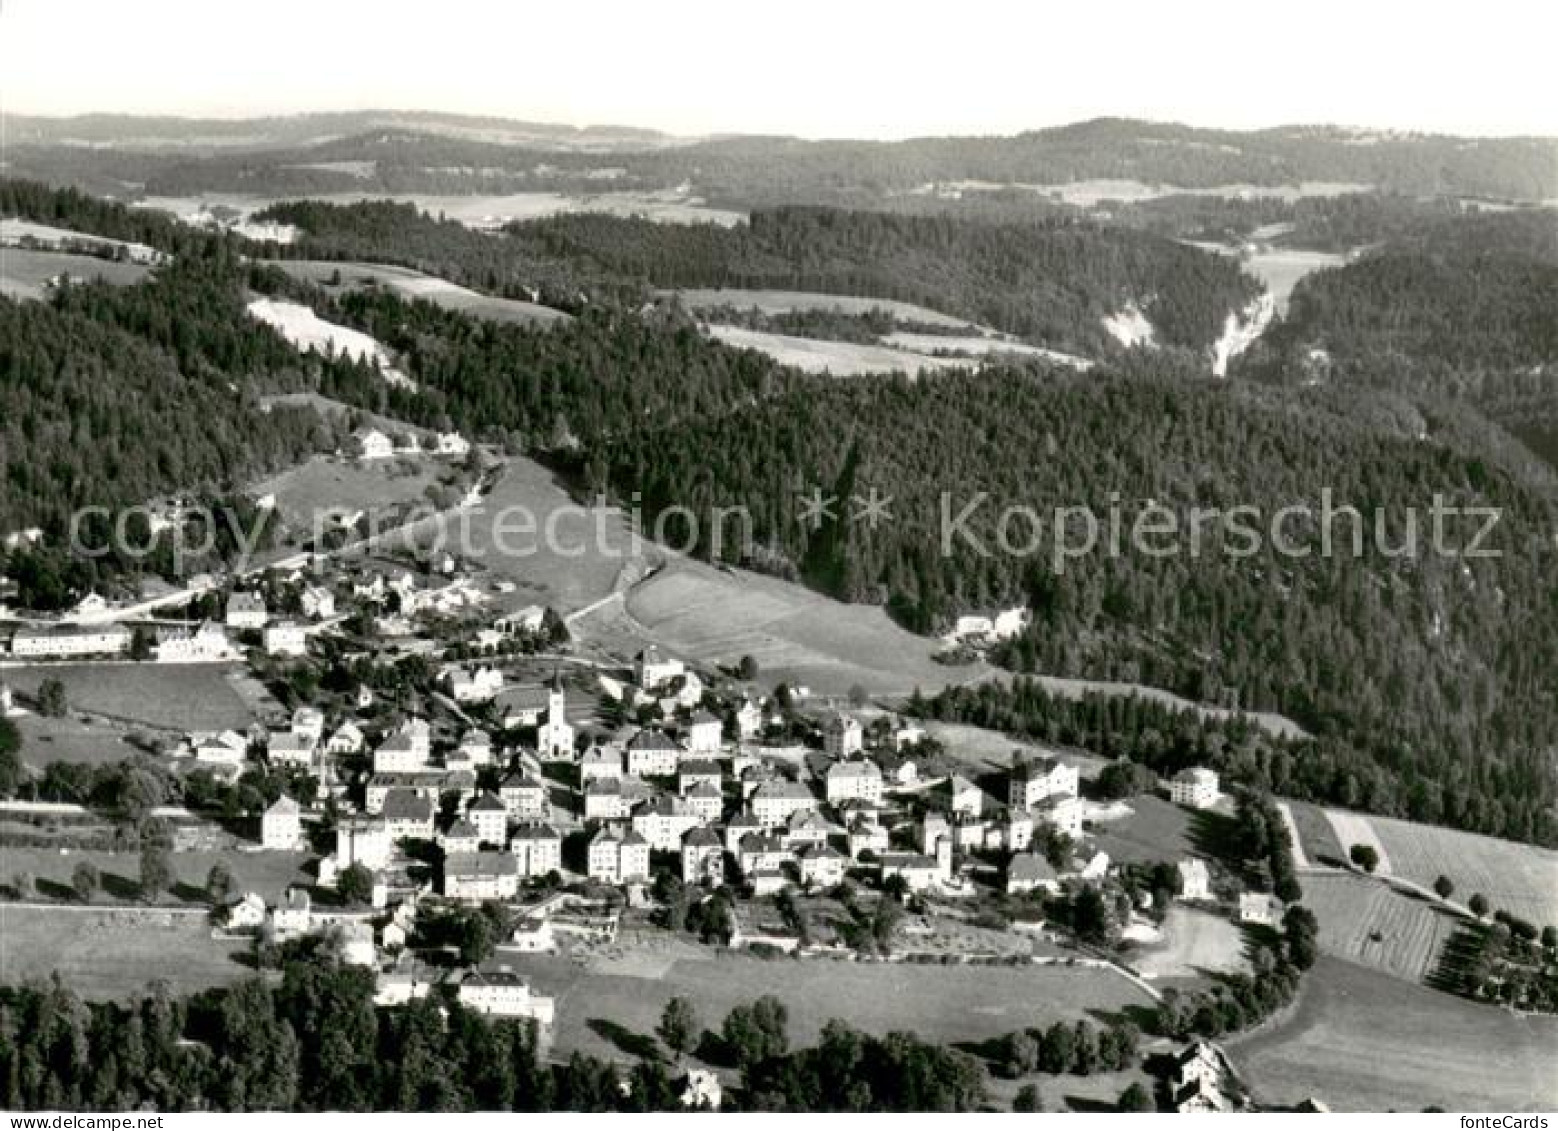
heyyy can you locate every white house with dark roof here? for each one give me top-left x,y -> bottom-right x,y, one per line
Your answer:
826,759 -> 884,805
631,795 -> 701,852
382,790 -> 435,840
626,729 -> 682,777
444,852 -> 520,900
457,967 -> 555,1025
467,793 -> 509,847
499,772 -> 548,821
580,744 -> 624,784
1009,755 -> 1080,810
511,822 -> 562,877
751,780 -> 817,827
681,826 -> 726,884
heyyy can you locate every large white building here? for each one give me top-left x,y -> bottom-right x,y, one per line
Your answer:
444,853 -> 521,900
751,780 -> 817,827
456,968 -> 555,1025
263,621 -> 308,658
587,828 -> 651,884
153,621 -> 233,662
1009,755 -> 1080,810
825,759 -> 884,805
626,729 -> 681,777
823,714 -> 864,758
1168,767 -> 1220,809
634,646 -> 685,691
261,795 -> 303,850
511,822 -> 562,877
9,623 -> 132,658
224,592 -> 269,630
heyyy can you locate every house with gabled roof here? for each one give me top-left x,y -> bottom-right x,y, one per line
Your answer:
681,826 -> 726,885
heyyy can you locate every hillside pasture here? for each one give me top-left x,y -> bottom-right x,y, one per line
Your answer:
10,711 -> 146,768
1229,956 -> 1558,1112
249,453 -> 448,532
604,558 -> 995,698
1,664 -> 255,732
1299,872 -> 1459,982
271,259 -> 569,326
0,247 -> 150,299
1367,815 -> 1558,929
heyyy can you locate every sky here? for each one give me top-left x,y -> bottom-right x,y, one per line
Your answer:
4,0 -> 1555,139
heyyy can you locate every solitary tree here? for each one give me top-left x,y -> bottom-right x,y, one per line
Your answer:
1118,1082 -> 1155,1112
72,861 -> 100,902
657,996 -> 698,1062
206,862 -> 234,904
140,844 -> 173,901
1349,843 -> 1380,873
36,678 -> 67,718
736,655 -> 759,682
1433,875 -> 1455,900
1013,1083 -> 1043,1112
337,863 -> 375,906
1469,892 -> 1490,917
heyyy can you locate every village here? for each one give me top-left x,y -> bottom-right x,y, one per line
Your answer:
0,489 -> 1283,1113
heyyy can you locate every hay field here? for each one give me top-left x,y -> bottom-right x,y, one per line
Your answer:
1300,872 -> 1459,982
1367,815 -> 1558,928
673,288 -> 978,329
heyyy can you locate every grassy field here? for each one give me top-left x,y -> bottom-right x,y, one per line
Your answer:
0,247 -> 150,299
272,259 -> 569,326
1131,907 -> 1249,980
879,331 -> 1090,370
2,845 -> 311,904
0,904 -> 253,999
704,324 -> 964,377
249,453 -> 448,530
3,664 -> 255,732
11,711 -> 146,767
1282,799 -> 1345,867
1300,872 -> 1459,983
510,949 -> 1155,1064
1324,809 -> 1393,873
1228,956 -> 1558,1112
673,288 -> 979,329
453,457 -> 652,616
602,558 -> 997,698
1365,814 -> 1558,928
1088,796 -> 1199,866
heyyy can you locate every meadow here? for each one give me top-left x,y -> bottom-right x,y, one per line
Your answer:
2,664 -> 255,732
0,247 -> 150,299
1228,956 -> 1558,1112
703,324 -> 963,377
512,949 -> 1155,1064
272,259 -> 569,326
0,904 -> 253,999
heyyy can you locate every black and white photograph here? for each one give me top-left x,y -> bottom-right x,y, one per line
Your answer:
0,0 -> 1555,1117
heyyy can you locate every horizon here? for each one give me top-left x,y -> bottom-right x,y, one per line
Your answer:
6,106 -> 1557,145
4,0 -> 1555,140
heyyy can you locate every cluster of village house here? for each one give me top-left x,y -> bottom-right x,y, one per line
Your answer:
4,570 -> 1259,1099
